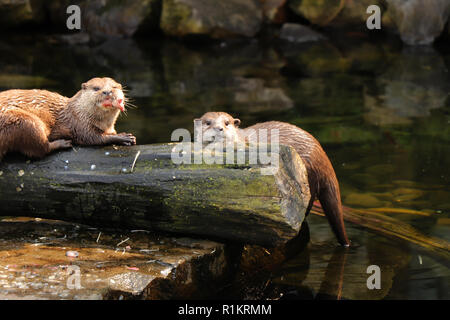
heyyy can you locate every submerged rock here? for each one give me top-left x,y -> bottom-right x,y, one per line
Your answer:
0,217 -> 308,300
345,193 -> 384,208
44,0 -> 161,38
160,0 -> 263,38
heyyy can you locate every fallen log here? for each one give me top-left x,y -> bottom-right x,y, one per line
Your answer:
0,143 -> 311,247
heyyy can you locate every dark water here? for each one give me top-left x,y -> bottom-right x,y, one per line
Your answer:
0,33 -> 448,299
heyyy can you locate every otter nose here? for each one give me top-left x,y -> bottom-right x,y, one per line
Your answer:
103,90 -> 112,96
214,126 -> 223,131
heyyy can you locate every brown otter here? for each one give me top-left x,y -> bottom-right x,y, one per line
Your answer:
0,77 -> 136,160
195,111 -> 350,247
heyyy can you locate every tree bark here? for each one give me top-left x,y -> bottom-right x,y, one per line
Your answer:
0,143 -> 311,247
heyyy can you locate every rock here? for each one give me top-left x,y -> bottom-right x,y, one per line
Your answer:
82,0 -> 162,38
288,0 -> 385,28
289,0 -> 450,45
279,23 -> 326,43
43,0 -> 161,38
262,0 -> 287,24
160,0 -> 263,38
0,217 -> 230,299
0,216 -> 312,299
384,0 -> 450,45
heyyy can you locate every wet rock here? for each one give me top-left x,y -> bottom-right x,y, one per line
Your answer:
288,0 -> 450,45
160,0 -> 263,38
0,218 -> 230,299
82,0 -> 162,39
384,0 -> 450,45
0,217 -> 306,300
44,0 -> 161,38
279,23 -> 326,43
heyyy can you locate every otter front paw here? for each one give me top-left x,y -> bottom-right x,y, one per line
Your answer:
115,133 -> 137,146
49,139 -> 73,151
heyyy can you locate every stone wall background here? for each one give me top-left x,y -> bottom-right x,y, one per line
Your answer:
1,0 -> 449,45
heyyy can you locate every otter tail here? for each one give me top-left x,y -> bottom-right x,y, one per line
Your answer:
318,180 -> 350,247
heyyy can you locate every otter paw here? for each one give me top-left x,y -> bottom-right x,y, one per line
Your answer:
117,133 -> 136,146
50,139 -> 72,151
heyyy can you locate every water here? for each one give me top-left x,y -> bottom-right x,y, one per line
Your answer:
0,33 -> 448,299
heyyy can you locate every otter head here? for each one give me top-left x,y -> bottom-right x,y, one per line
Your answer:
194,112 -> 241,145
75,77 -> 127,133
81,77 -> 125,113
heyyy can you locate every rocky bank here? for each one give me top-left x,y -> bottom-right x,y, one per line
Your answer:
1,0 -> 449,45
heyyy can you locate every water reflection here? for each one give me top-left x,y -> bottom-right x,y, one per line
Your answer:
364,46 -> 450,126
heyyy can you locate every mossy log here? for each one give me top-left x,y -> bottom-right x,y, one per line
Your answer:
0,143 -> 311,247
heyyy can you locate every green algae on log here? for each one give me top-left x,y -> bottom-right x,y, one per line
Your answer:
0,143 -> 310,247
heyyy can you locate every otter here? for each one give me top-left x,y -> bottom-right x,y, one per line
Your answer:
195,111 -> 350,247
0,77 -> 136,160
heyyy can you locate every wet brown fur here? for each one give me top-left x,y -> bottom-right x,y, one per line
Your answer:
197,112 -> 350,247
0,77 -> 136,160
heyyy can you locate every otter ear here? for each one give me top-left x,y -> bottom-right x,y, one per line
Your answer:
233,118 -> 241,127
82,83 -> 87,90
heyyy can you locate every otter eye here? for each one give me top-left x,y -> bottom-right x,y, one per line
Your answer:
225,121 -> 230,126
93,86 -> 100,91
205,121 -> 211,126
